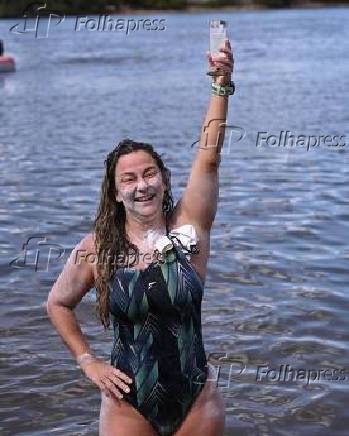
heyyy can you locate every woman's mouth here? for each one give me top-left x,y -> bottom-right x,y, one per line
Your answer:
134,194 -> 156,203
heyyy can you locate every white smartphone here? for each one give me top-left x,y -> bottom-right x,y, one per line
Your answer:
209,20 -> 227,57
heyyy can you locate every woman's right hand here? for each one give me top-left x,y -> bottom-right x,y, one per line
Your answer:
80,357 -> 133,399
207,38 -> 234,85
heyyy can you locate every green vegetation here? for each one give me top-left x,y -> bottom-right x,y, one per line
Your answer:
0,0 -> 348,18
204,0 -> 293,7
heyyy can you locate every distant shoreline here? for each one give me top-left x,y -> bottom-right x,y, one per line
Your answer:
0,2 -> 348,19
116,2 -> 349,15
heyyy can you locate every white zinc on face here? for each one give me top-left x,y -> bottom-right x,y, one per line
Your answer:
115,150 -> 167,220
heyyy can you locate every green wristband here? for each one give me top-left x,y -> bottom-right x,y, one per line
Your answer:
211,81 -> 236,96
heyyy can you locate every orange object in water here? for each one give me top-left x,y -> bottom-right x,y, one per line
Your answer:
0,56 -> 16,73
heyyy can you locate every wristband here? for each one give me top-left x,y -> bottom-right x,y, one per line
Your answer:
211,80 -> 235,97
76,352 -> 96,366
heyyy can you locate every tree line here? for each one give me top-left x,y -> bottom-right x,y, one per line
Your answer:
0,0 -> 348,18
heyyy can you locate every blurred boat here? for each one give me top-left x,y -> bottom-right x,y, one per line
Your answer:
0,56 -> 16,73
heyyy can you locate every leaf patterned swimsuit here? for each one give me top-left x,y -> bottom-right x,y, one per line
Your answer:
108,224 -> 209,435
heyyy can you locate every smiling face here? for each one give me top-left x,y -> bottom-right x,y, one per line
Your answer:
115,150 -> 167,220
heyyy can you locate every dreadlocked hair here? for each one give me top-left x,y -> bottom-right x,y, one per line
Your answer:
93,138 -> 174,330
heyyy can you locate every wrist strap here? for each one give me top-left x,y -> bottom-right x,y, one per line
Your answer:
211,81 -> 235,97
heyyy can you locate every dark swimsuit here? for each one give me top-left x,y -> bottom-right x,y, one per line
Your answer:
108,226 -> 208,436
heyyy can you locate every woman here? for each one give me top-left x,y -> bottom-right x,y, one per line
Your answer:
46,37 -> 234,436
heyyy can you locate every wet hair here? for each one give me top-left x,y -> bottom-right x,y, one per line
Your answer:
93,138 -> 174,329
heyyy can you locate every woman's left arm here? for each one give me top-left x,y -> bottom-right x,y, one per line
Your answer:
179,38 -> 234,232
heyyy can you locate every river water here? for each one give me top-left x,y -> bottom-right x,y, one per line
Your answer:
0,6 -> 348,436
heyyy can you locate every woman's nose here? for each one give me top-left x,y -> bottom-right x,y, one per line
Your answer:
136,177 -> 149,190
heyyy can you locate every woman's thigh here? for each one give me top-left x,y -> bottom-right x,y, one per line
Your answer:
99,392 -> 157,436
99,363 -> 226,436
174,364 -> 226,436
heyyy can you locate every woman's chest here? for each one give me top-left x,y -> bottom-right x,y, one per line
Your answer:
108,254 -> 204,324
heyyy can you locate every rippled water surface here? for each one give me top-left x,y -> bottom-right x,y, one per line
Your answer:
1,7 -> 348,436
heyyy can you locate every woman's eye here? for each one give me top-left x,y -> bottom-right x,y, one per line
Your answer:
146,171 -> 157,178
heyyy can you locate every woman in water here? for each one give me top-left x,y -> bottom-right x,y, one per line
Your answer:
47,38 -> 234,436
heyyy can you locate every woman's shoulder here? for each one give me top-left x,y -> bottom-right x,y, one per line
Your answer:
70,232 -> 98,282
70,233 -> 97,270
77,232 -> 96,252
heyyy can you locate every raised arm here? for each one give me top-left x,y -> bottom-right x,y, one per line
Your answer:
178,38 -> 234,232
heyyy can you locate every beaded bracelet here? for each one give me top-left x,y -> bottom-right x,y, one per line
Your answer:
211,81 -> 236,97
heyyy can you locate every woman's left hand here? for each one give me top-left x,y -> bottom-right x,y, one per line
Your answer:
207,38 -> 234,85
